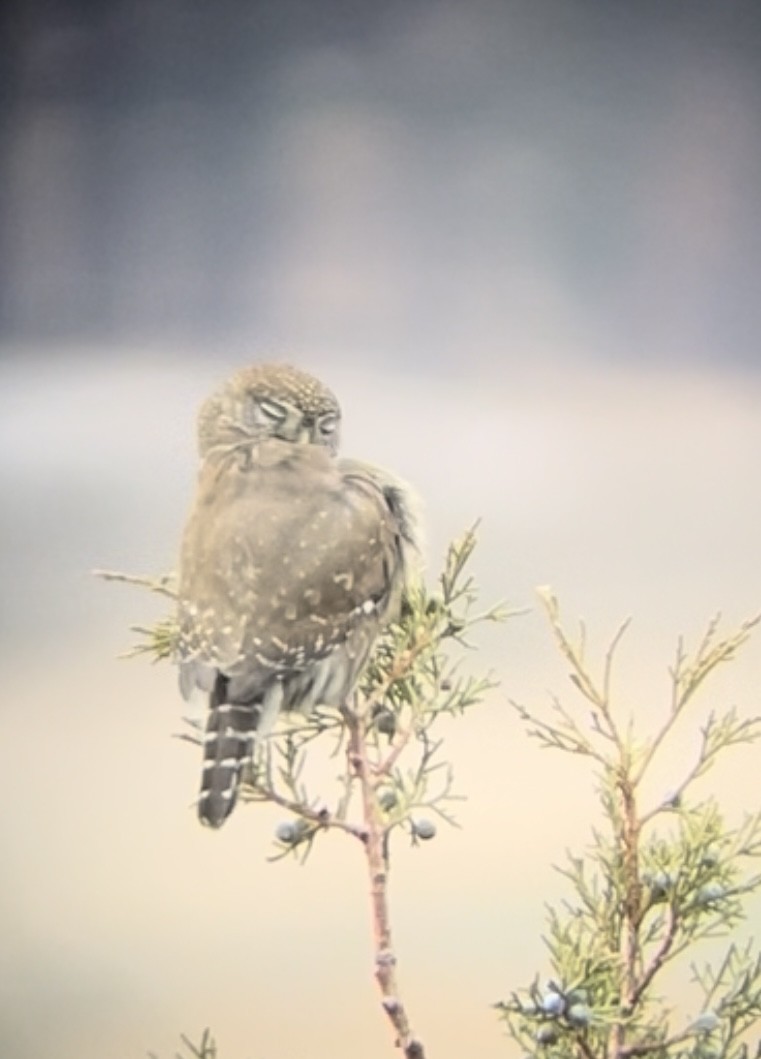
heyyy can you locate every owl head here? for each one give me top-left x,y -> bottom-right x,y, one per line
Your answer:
197,363 -> 342,457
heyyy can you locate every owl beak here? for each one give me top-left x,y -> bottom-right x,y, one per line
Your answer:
296,426 -> 312,444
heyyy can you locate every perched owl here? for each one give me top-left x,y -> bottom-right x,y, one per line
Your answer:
176,364 -> 422,828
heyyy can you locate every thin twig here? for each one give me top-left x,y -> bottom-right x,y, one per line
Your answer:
630,905 -> 679,1009
342,699 -> 426,1059
241,780 -> 368,843
93,568 -> 178,600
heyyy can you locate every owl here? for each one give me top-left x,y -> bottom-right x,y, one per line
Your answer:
176,363 -> 422,827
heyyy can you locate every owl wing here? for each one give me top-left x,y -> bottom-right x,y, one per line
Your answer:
176,442 -> 407,701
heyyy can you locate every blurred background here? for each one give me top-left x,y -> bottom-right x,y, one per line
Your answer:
1,1 -> 760,1057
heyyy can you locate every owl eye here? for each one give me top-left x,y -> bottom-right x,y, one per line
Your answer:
319,413 -> 339,435
258,398 -> 288,422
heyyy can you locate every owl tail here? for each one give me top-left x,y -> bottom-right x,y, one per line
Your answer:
197,674 -> 258,828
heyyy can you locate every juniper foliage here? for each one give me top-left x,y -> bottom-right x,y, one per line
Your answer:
498,591 -> 761,1059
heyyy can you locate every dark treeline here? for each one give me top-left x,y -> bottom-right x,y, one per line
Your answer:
0,1 -> 399,342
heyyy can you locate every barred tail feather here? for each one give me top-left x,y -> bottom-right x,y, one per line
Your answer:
198,675 -> 258,828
